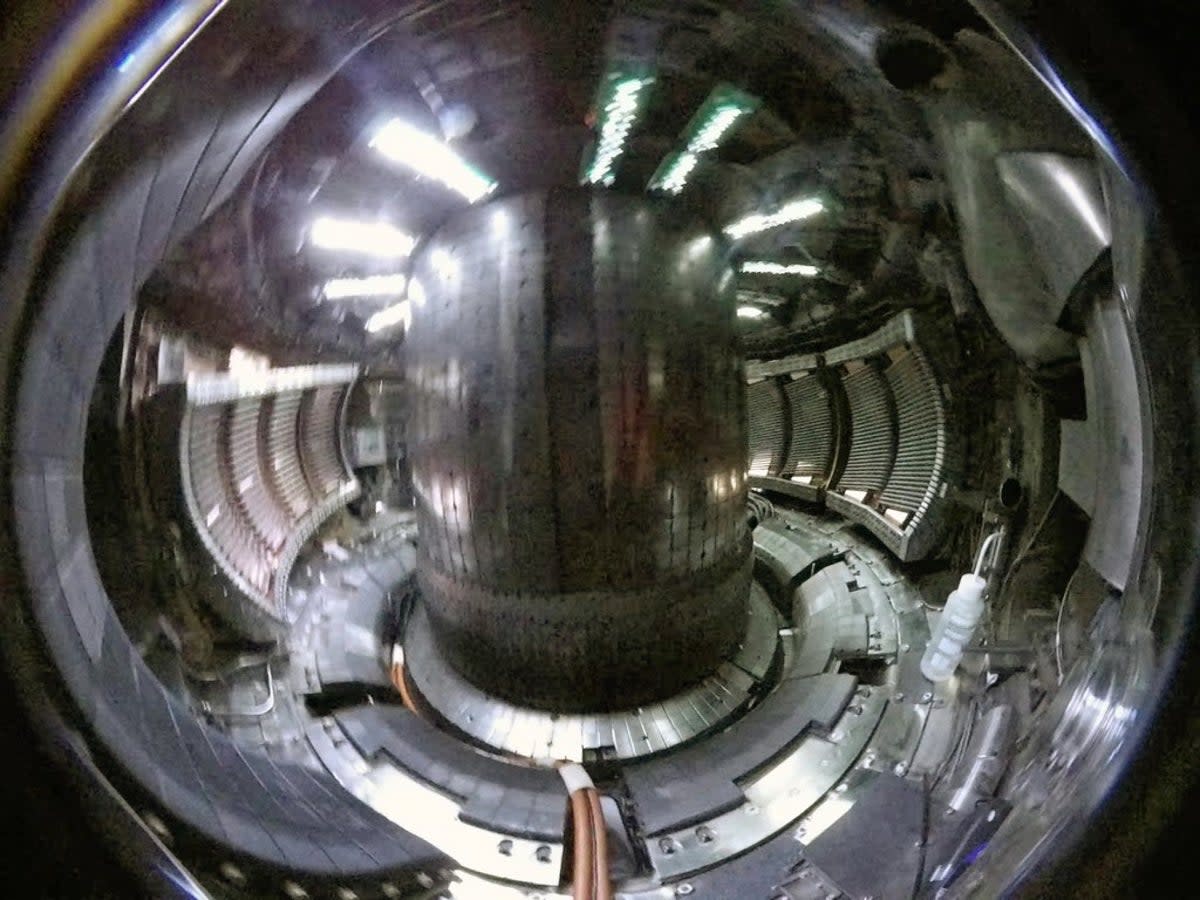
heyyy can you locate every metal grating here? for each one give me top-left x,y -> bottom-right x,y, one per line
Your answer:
267,393 -> 309,519
180,380 -> 359,627
747,380 -> 786,477
781,374 -> 833,484
835,364 -> 895,494
879,348 -> 946,514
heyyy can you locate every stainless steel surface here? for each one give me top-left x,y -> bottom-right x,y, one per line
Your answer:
408,189 -> 751,710
406,583 -> 780,763
949,705 -> 1015,812
305,710 -> 565,888
645,687 -> 888,880
745,309 -> 953,561
996,153 -> 1111,303
1073,296 -> 1148,592
922,31 -> 1089,366
186,363 -> 360,406
0,0 -> 1185,897
178,376 -> 361,636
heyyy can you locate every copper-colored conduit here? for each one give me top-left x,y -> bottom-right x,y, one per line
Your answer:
389,661 -> 419,715
570,788 -> 595,900
587,788 -> 611,900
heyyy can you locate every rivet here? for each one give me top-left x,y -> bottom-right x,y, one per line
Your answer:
336,889 -> 358,900
283,881 -> 308,899
142,811 -> 171,844
497,839 -> 513,856
894,762 -> 909,776
219,863 -> 245,886
675,884 -> 694,896
535,844 -> 552,863
659,837 -> 677,855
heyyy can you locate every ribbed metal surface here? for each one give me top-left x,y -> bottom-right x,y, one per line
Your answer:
267,393 -> 309,519
747,380 -> 786,477
880,348 -> 946,513
214,404 -> 273,596
405,584 -> 777,763
781,374 -> 834,483
836,364 -> 896,494
229,399 -> 288,553
180,382 -> 359,624
407,189 -> 750,710
298,386 -> 345,497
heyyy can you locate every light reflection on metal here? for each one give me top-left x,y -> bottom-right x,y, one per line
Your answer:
323,273 -> 407,300
370,118 -> 497,202
737,305 -> 767,319
740,261 -> 820,276
364,299 -> 411,333
404,588 -> 778,762
309,216 -> 415,257
968,0 -> 1128,175
725,198 -> 825,239
582,71 -> 655,186
646,688 -> 888,879
649,84 -> 759,194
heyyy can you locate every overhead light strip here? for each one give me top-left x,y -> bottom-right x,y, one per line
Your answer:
309,217 -> 416,257
737,305 -> 767,319
724,197 -> 825,240
370,118 -> 497,203
739,261 -> 820,276
582,70 -> 655,186
365,300 -> 411,334
323,273 -> 408,300
649,84 -> 759,194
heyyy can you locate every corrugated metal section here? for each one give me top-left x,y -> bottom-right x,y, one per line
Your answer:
746,309 -> 956,561
747,379 -> 786,477
835,364 -> 896,494
298,386 -> 345,497
781,375 -> 833,483
180,382 -> 359,623
267,393 -> 309,519
229,398 -> 288,553
880,348 -> 946,513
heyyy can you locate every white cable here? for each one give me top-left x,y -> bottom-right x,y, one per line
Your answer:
558,762 -> 595,795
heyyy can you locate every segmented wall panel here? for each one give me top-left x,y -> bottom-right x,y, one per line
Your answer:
744,310 -> 953,561
880,348 -> 945,515
179,365 -> 360,636
747,379 -> 787,477
780,375 -> 833,482
837,364 -> 896,494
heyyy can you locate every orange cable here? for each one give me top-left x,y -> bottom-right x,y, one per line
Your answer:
390,662 -> 419,715
569,788 -> 595,900
587,788 -> 611,900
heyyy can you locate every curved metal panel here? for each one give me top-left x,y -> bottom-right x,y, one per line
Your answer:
407,189 -> 751,710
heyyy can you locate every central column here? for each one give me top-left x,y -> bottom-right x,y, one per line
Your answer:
406,188 -> 750,711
